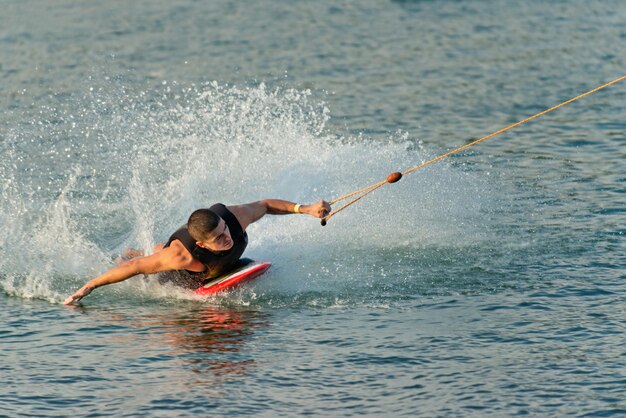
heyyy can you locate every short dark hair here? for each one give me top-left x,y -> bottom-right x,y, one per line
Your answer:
187,209 -> 220,241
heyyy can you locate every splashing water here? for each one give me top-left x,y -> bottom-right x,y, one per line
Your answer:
1,78 -> 497,306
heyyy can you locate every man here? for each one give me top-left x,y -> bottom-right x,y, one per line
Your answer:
64,199 -> 331,305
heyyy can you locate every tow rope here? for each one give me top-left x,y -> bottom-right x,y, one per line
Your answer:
321,74 -> 626,226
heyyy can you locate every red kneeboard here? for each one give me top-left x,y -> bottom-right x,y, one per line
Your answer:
193,258 -> 272,296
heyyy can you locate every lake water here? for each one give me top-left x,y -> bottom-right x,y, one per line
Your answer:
1,0 -> 625,416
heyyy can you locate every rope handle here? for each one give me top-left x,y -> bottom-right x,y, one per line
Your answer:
321,172 -> 402,226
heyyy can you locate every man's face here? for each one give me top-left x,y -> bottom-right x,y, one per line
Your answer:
197,218 -> 233,251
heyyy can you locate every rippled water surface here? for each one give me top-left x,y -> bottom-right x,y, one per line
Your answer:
1,0 -> 625,416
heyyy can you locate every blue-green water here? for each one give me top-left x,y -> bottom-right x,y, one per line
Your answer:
1,0 -> 625,416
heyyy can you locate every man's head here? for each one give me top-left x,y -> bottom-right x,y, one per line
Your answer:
188,209 -> 233,251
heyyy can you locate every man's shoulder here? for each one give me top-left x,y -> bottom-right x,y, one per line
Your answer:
163,239 -> 205,272
161,240 -> 193,262
223,204 -> 251,231
164,239 -> 191,254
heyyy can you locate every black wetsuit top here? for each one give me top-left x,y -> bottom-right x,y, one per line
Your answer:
162,203 -> 248,287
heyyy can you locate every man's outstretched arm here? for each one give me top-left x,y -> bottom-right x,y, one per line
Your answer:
229,199 -> 331,230
64,244 -> 192,305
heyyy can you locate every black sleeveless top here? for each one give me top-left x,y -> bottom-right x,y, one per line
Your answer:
164,204 -> 248,281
